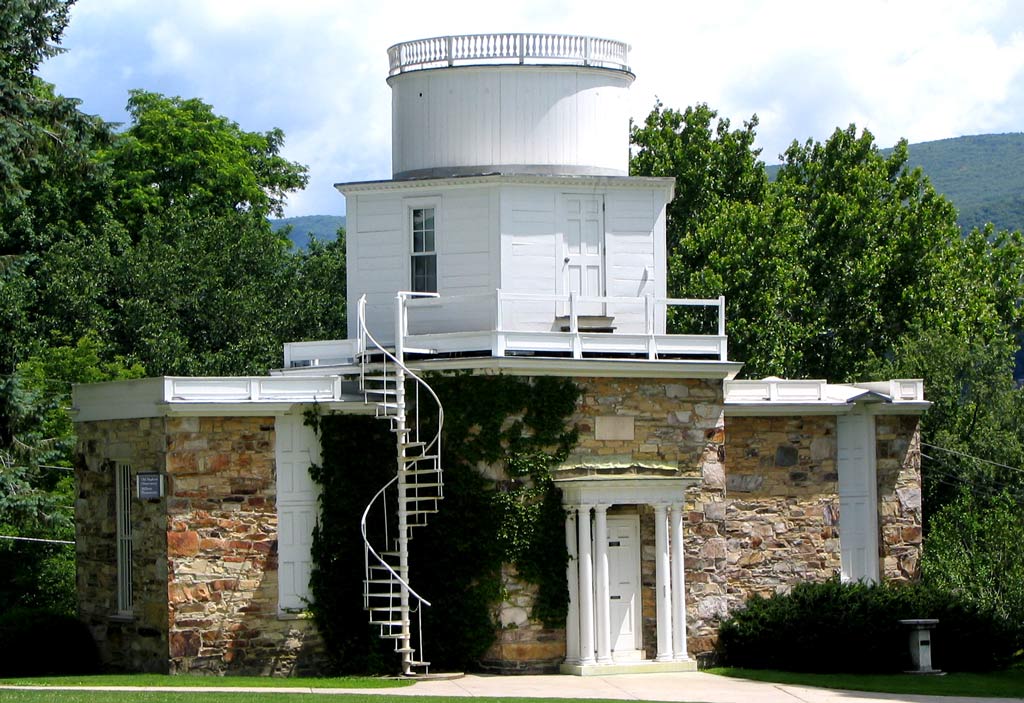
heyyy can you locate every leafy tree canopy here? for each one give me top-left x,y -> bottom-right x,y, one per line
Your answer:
105,90 -> 308,227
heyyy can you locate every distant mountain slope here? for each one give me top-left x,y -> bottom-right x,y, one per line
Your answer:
270,215 -> 345,249
903,134 -> 1024,234
767,133 -> 1024,234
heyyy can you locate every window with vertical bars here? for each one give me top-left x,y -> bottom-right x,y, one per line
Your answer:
411,206 -> 437,293
115,462 -> 133,615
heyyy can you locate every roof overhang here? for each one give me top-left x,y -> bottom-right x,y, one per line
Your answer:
724,378 -> 931,416
405,355 -> 743,380
335,172 -> 676,196
71,376 -> 372,423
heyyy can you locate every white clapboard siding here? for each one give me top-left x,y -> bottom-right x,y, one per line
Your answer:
391,66 -> 632,177
276,412 -> 322,612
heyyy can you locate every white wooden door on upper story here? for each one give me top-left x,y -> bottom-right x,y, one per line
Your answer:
560,194 -> 605,317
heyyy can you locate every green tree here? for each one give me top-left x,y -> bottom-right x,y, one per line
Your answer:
923,490 -> 1024,625
105,90 -> 308,230
1,336 -> 143,615
290,231 -> 349,342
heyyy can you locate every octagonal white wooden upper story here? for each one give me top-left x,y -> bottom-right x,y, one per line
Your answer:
291,34 -> 726,368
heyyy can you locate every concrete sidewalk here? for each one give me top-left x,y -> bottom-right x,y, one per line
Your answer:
379,672 -> 1023,703
3,672 -> 1023,703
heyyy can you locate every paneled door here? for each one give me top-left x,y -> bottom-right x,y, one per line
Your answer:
607,515 -> 641,656
560,194 -> 605,316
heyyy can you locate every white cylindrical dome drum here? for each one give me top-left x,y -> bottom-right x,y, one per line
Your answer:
387,34 -> 634,179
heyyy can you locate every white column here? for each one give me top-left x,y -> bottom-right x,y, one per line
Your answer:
564,507 -> 580,663
654,503 -> 673,661
670,503 -> 688,660
593,504 -> 612,664
577,504 -> 596,665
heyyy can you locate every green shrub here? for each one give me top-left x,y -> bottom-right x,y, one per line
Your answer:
716,578 -> 1019,673
0,607 -> 101,676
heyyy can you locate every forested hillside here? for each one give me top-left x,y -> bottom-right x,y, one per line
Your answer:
270,214 -> 345,249
904,133 -> 1024,234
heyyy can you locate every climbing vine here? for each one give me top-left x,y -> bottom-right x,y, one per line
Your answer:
306,374 -> 580,672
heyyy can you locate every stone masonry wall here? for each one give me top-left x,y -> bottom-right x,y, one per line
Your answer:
877,416 -> 923,580
480,564 -> 565,673
165,416 -> 322,675
684,415 -> 841,657
562,377 -> 724,477
76,419 -> 170,672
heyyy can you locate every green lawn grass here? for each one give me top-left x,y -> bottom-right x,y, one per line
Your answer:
710,666 -> 1024,698
0,674 -> 409,688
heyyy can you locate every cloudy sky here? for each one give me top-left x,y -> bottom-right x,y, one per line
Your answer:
39,0 -> 1024,218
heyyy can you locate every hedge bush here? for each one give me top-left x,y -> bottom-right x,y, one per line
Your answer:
0,607 -> 101,676
716,578 -> 1020,673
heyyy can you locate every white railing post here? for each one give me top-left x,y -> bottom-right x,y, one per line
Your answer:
718,294 -> 727,361
446,36 -> 453,67
569,292 -> 582,359
395,293 -> 405,362
646,295 -> 657,360
493,289 -> 506,357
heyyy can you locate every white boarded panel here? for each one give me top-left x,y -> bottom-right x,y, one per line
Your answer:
837,413 -> 880,583
276,413 -> 322,612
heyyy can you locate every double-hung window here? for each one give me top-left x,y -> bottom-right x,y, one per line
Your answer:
411,206 -> 437,293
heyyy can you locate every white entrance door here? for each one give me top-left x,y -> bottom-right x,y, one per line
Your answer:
607,515 -> 641,656
560,194 -> 605,317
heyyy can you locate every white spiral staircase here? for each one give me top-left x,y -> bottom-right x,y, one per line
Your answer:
357,293 -> 444,675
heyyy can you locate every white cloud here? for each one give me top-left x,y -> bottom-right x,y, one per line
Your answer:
39,0 -> 1024,216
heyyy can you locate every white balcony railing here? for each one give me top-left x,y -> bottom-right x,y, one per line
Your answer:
387,33 -> 630,76
284,291 -> 727,368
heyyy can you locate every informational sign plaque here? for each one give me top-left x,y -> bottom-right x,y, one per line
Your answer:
136,472 -> 164,499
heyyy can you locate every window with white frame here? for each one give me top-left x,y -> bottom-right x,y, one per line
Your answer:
411,206 -> 437,293
115,461 -> 133,615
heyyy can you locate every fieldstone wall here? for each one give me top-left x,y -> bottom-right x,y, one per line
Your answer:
684,415 -> 841,657
165,416 -> 322,675
480,564 -> 565,673
75,414 -> 323,675
76,419 -> 170,672
561,377 -> 724,477
877,416 -> 923,580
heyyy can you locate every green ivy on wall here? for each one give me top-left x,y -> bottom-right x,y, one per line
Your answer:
307,374 -> 579,672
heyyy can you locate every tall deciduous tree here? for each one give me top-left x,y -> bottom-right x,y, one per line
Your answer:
105,90 -> 308,230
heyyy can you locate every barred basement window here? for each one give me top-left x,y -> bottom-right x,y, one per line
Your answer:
115,461 -> 133,615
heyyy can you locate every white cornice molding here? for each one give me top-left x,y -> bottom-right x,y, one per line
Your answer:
335,173 -> 676,194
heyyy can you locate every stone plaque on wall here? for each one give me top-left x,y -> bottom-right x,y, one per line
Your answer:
595,416 -> 635,440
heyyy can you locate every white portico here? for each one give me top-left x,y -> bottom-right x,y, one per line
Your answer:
557,477 -> 698,675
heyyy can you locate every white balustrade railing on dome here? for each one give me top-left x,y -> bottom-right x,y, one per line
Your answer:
388,33 -> 630,75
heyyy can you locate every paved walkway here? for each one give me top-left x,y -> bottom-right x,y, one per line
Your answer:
4,672 -> 1023,703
